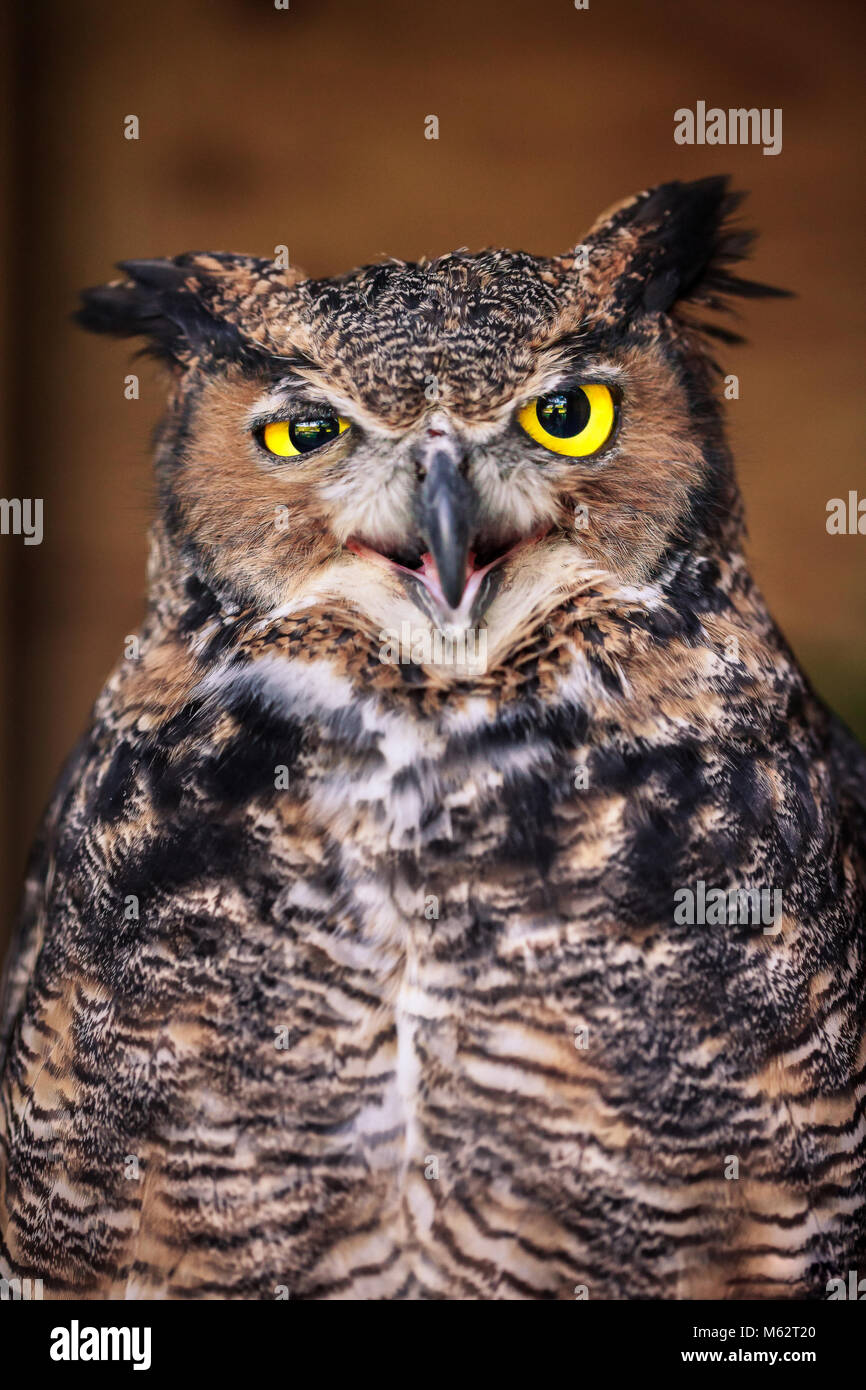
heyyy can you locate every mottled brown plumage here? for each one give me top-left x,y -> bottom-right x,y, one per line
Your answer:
1,177 -> 864,1299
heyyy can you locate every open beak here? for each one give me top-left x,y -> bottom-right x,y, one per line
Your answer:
415,443 -> 477,610
346,429 -> 548,620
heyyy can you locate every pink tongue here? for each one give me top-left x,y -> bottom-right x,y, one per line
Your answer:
415,550 -> 495,613
346,537 -> 503,614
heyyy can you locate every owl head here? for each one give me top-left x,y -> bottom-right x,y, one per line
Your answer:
78,176 -> 785,681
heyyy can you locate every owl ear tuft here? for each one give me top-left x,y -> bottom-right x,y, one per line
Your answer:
579,176 -> 791,333
74,254 -> 277,367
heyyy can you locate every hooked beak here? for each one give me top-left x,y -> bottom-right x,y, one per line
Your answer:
347,426 -> 547,621
415,442 -> 477,610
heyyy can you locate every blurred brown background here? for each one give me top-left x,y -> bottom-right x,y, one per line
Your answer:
1,0 -> 864,953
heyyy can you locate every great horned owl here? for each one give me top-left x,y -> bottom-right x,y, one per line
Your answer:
1,177 -> 863,1300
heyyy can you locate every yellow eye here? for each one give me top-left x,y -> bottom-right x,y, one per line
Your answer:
517,384 -> 616,457
261,415 -> 350,457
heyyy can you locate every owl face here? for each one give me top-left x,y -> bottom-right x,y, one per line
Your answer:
80,177 -> 782,676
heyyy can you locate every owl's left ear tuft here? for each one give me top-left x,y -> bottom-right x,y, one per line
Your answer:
74,253 -> 281,368
578,176 -> 791,336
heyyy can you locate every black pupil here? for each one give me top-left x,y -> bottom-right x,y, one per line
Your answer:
289,416 -> 339,452
536,389 -> 590,438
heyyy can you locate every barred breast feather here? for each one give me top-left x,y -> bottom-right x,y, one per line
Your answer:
2,180 -> 864,1297
1,540 -> 863,1299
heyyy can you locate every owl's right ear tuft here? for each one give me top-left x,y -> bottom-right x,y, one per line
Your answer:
576,176 -> 791,340
74,256 -> 265,368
